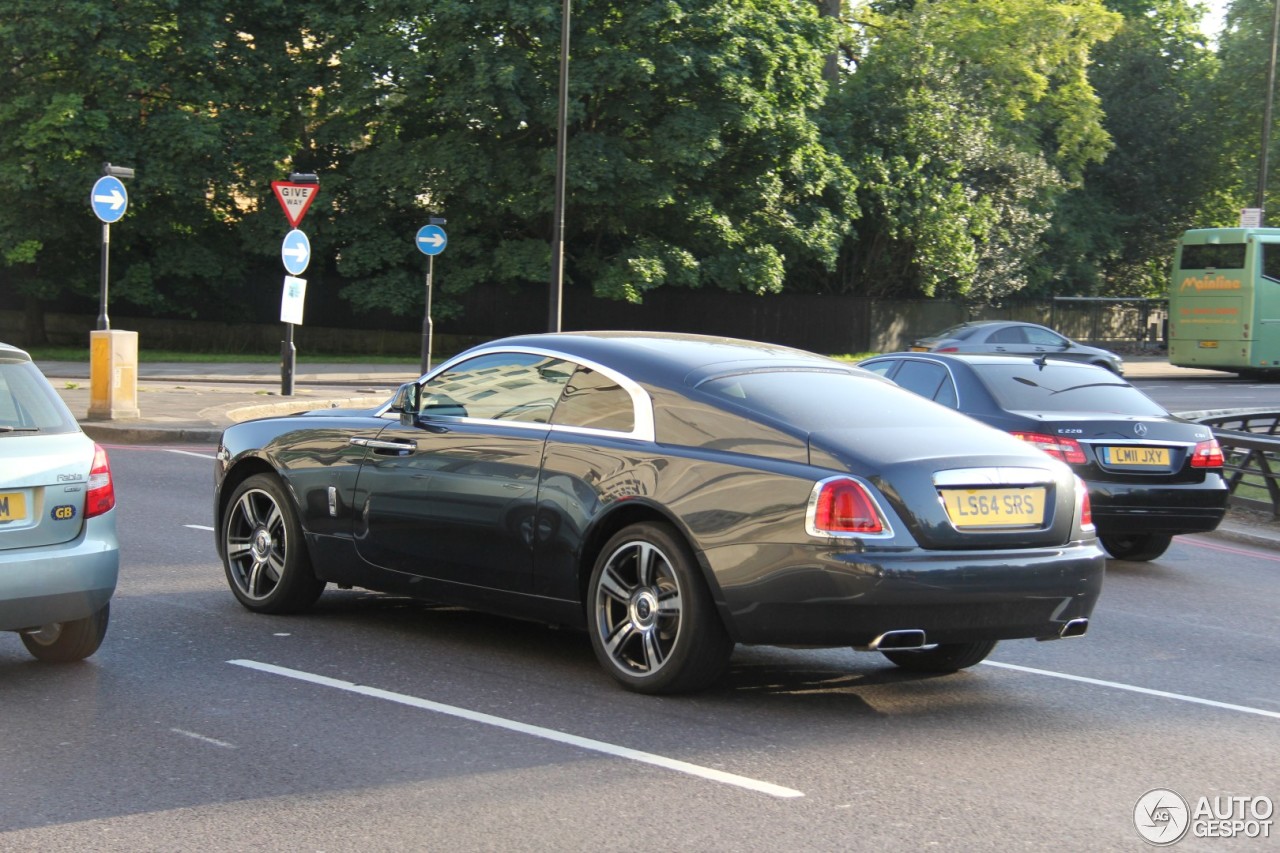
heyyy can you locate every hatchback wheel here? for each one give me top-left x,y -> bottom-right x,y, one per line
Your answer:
1100,532 -> 1173,562
588,522 -> 732,694
880,640 -> 998,673
21,603 -> 110,663
222,473 -> 324,613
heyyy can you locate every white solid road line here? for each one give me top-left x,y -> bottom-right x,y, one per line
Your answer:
162,448 -> 218,459
983,661 -> 1280,720
228,659 -> 805,799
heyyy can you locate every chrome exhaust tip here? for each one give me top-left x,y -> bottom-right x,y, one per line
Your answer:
1059,618 -> 1089,638
864,629 -> 929,651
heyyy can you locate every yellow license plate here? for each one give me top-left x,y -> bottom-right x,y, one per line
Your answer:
941,487 -> 1046,529
1198,340 -> 1219,348
909,346 -> 929,352
1103,446 -> 1170,467
0,491 -> 27,522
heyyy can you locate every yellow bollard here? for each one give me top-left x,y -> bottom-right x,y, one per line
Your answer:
88,329 -> 140,420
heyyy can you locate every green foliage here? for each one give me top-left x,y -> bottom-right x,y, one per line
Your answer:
1208,0 -> 1280,223
327,0 -> 857,314
1039,0 -> 1223,297
829,0 -> 1119,299
0,0 -> 1259,325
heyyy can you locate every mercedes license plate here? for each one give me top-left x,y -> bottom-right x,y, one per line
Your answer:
941,487 -> 1046,529
1103,446 -> 1170,467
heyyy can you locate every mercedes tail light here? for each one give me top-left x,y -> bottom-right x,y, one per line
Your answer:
808,477 -> 885,536
85,443 -> 116,518
1190,438 -> 1224,469
1076,476 -> 1094,532
1010,431 -> 1086,465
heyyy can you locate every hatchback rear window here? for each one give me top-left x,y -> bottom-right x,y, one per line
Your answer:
0,359 -> 80,434
974,363 -> 1166,416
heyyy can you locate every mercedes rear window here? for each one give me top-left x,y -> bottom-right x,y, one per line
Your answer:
974,363 -> 1166,416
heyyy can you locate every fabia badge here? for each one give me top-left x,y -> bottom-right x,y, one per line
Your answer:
1134,788 -> 1190,846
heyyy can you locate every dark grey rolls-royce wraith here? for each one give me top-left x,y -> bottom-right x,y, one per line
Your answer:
214,332 -> 1104,693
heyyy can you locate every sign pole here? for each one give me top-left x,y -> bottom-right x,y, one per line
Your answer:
281,324 -> 296,396
271,173 -> 319,396
98,222 -> 111,331
421,254 -> 435,375
415,219 -> 447,376
88,164 -> 136,421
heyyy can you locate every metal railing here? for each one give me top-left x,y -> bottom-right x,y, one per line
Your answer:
1194,411 -> 1280,517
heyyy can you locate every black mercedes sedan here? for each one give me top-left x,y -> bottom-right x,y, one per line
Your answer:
859,352 -> 1227,562
215,333 -> 1103,694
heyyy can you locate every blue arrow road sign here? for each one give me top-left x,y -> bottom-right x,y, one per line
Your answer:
415,224 -> 447,256
90,175 -> 128,223
281,229 -> 311,275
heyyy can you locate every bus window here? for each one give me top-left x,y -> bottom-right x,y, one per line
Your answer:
1179,243 -> 1245,270
1264,244 -> 1280,283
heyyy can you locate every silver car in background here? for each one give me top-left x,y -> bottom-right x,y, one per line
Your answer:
911,321 -> 1124,375
0,343 -> 118,662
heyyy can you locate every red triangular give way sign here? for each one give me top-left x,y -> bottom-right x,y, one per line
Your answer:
271,181 -> 320,227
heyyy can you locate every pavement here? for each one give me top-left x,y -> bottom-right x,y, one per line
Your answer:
35,353 -> 1280,550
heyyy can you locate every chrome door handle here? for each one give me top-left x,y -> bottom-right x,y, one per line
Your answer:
350,437 -> 416,453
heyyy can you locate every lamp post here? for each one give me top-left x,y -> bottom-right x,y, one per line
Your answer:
548,0 -> 571,332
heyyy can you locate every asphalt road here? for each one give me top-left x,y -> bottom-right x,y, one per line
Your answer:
0,443 -> 1276,851
1131,374 -> 1280,414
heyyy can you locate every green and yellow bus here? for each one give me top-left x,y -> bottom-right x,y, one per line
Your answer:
1169,226 -> 1280,374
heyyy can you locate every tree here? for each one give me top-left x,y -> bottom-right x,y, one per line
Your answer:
1038,0 -> 1223,297
824,0 -> 1120,299
1208,0 -> 1280,224
0,1 -> 383,342
325,0 -> 858,322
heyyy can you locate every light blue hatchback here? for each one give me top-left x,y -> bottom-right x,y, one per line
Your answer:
0,343 -> 118,662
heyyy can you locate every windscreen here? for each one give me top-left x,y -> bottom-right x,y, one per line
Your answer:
975,363 -> 1167,416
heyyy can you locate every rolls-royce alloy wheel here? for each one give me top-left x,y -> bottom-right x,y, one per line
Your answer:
222,474 -> 324,614
588,522 -> 732,694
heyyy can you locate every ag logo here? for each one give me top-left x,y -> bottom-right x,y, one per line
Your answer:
51,504 -> 77,521
1135,788 -> 1190,845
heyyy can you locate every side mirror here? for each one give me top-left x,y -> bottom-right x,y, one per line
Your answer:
393,382 -> 422,426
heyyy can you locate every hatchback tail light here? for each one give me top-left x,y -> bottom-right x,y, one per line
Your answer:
1190,438 -> 1224,469
1010,431 -> 1086,464
808,477 -> 885,535
85,443 -> 116,518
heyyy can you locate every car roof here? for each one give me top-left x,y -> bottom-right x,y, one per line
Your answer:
461,331 -> 862,387
0,342 -> 33,363
870,351 -> 1114,371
